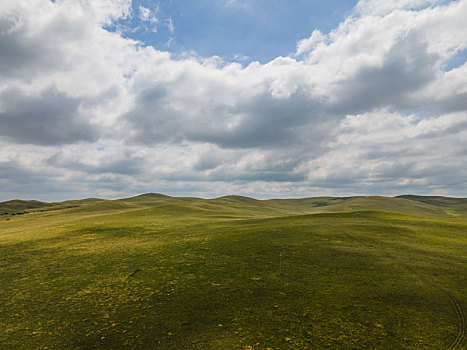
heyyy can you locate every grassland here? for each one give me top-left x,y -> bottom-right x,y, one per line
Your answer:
1,194 -> 466,349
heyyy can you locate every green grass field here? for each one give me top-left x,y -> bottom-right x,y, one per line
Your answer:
1,194 -> 466,349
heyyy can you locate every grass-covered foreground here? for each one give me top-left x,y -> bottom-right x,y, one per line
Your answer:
1,194 -> 466,349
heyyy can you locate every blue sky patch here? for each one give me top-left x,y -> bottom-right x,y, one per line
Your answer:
106,0 -> 357,63
444,48 -> 467,71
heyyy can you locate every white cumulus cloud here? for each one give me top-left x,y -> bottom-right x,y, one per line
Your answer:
0,0 -> 466,200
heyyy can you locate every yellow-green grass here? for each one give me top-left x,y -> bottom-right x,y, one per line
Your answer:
1,195 -> 466,349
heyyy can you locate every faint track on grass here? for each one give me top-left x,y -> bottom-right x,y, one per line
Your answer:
336,227 -> 465,350
447,293 -> 465,350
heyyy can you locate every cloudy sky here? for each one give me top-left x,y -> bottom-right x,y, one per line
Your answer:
1,0 -> 466,201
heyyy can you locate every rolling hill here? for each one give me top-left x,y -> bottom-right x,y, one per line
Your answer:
0,194 -> 466,349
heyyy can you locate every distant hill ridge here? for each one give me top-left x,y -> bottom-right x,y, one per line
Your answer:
1,194 -> 467,218
0,193 -> 467,218
396,195 -> 467,206
0,200 -> 47,211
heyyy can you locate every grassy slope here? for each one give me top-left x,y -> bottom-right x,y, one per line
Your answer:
0,195 -> 466,349
0,199 -> 47,213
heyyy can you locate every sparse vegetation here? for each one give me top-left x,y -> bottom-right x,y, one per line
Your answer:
1,194 -> 466,349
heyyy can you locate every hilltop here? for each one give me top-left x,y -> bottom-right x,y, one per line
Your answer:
2,194 -> 467,219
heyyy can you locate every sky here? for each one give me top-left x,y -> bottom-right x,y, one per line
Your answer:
0,0 -> 466,201
108,0 -> 358,63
